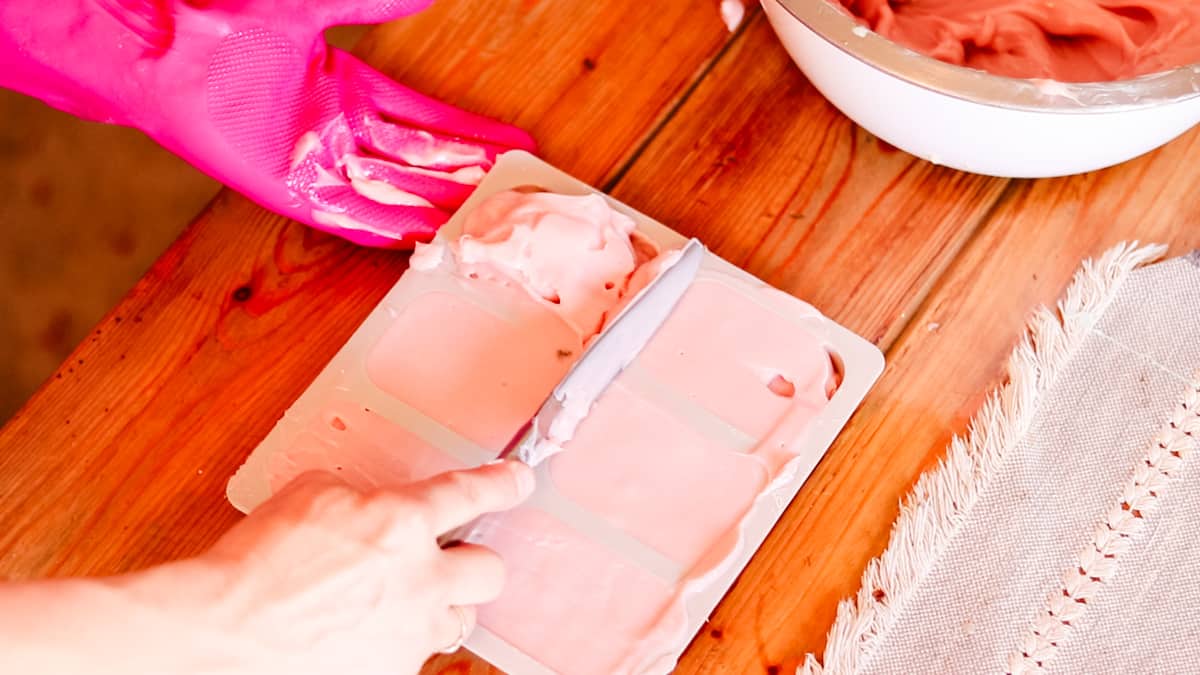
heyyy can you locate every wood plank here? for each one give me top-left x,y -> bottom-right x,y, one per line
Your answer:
609,12 -> 1009,349
675,124 -> 1200,674
0,0 -> 735,580
355,0 -> 737,187
0,199 -> 401,576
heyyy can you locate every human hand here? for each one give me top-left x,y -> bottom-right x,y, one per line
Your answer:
0,0 -> 535,247
0,461 -> 534,675
200,460 -> 535,673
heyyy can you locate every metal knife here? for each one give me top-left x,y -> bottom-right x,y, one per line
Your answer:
500,237 -> 705,466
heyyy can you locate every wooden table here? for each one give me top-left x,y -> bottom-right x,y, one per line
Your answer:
2,3 -> 1199,673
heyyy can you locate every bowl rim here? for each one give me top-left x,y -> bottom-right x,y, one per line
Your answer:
770,0 -> 1200,114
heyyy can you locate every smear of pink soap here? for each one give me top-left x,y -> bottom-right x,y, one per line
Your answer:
266,399 -> 463,493
364,290 -> 580,452
475,507 -> 686,675
549,380 -> 768,573
455,190 -> 655,336
638,279 -> 835,455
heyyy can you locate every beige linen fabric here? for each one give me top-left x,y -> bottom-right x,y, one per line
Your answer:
805,247 -> 1200,675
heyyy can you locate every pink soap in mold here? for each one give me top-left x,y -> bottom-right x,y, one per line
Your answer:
365,289 -> 580,452
427,190 -> 836,671
473,506 -> 687,675
547,380 -> 768,573
636,277 -> 838,472
266,399 -> 464,494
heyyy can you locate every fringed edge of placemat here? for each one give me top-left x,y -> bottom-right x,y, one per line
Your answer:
801,241 -> 1169,675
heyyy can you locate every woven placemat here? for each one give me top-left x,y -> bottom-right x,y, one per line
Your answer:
804,244 -> 1200,675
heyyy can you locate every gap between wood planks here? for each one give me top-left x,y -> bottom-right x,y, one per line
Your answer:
602,4 -> 763,193
596,4 -> 1018,357
876,178 -> 1019,353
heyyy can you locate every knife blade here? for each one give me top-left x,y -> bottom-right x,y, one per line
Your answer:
501,237 -> 705,466
437,238 -> 704,547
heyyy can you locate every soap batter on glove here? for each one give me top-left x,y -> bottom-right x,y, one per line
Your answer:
0,0 -> 535,247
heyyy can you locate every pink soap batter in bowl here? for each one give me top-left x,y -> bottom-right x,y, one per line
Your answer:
840,0 -> 1200,82
763,0 -> 1200,177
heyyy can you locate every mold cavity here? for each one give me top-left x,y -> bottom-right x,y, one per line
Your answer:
826,349 -> 845,397
604,281 -> 615,291
329,416 -> 347,431
547,293 -> 561,305
767,374 -> 796,398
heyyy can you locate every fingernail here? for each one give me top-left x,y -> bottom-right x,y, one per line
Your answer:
510,460 -> 536,498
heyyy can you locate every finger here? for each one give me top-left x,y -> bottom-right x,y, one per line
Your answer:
360,117 -> 507,171
285,121 -> 452,246
438,544 -> 507,605
409,461 -> 536,535
343,155 -> 476,210
431,604 -> 477,655
333,51 -> 537,151
303,185 -> 449,247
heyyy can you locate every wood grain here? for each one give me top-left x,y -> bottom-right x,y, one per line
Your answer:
0,0 -> 735,580
675,125 -> 1200,674
0,198 -> 405,576
354,0 -> 737,186
609,14 -> 1009,349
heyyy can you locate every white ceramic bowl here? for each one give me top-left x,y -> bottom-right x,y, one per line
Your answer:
763,0 -> 1200,177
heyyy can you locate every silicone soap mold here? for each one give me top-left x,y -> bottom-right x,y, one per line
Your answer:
228,151 -> 884,674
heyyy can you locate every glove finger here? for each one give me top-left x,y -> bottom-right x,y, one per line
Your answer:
286,119 -> 463,241
306,185 -> 449,248
333,51 -> 536,151
358,116 -> 511,171
343,155 -> 476,211
319,0 -> 435,26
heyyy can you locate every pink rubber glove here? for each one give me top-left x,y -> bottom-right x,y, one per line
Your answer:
0,1 -> 535,248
